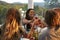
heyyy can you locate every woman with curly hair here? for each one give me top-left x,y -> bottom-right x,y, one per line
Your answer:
1,8 -> 25,40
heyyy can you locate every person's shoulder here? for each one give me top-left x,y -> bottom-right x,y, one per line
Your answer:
56,27 -> 60,34
38,27 -> 50,40
41,27 -> 49,34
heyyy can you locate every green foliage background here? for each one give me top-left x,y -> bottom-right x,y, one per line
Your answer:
0,1 -> 47,24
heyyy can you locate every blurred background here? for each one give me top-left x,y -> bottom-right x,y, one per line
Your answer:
0,0 -> 60,24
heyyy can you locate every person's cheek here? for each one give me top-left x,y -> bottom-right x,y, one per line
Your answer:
30,14 -> 34,17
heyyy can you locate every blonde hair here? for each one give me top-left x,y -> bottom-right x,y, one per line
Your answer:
2,8 -> 21,40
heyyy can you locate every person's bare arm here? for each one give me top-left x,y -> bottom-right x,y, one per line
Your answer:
23,19 -> 33,24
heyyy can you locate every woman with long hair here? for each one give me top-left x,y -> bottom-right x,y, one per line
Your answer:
1,8 -> 25,40
38,8 -> 60,40
23,9 -> 35,31
22,9 -> 46,40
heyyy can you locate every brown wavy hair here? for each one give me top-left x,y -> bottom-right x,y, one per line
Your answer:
45,8 -> 60,29
1,8 -> 21,40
